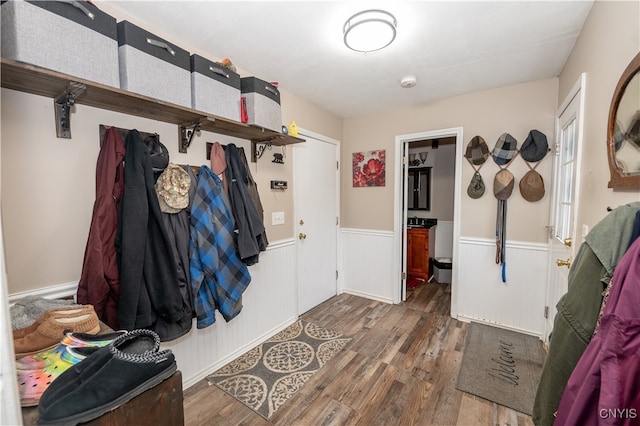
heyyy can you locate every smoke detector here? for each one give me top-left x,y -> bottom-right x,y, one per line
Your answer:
400,75 -> 417,88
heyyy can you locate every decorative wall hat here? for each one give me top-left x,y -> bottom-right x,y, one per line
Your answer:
520,130 -> 549,163
519,169 -> 545,202
155,163 -> 191,214
464,136 -> 490,166
464,136 -> 489,199
493,169 -> 515,200
492,133 -> 518,166
467,172 -> 486,199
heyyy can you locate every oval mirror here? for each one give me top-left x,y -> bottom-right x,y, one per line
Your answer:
608,52 -> 640,188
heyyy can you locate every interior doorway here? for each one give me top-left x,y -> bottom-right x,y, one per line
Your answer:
394,128 -> 463,318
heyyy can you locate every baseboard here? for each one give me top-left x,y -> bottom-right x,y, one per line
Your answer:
341,288 -> 394,305
180,315 -> 299,390
8,281 -> 78,305
457,314 -> 543,339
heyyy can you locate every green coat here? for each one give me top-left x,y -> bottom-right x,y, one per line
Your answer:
533,202 -> 640,426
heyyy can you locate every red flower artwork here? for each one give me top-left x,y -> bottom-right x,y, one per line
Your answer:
352,150 -> 386,187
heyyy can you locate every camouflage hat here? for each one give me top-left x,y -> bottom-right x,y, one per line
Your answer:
155,163 -> 191,214
492,133 -> 518,166
519,169 -> 545,202
521,130 -> 548,163
464,136 -> 490,166
494,169 -> 515,200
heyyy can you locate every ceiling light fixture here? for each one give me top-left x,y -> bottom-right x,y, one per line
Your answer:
343,9 -> 397,53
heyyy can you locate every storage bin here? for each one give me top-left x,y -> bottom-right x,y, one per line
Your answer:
191,54 -> 241,121
117,21 -> 191,107
240,77 -> 282,132
1,0 -> 119,87
433,257 -> 452,283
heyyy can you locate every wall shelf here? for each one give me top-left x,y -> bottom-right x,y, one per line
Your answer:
0,58 -> 305,153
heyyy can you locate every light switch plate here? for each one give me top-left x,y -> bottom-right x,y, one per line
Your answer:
272,212 -> 285,226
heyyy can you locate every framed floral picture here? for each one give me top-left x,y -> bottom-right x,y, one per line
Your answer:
353,150 -> 386,187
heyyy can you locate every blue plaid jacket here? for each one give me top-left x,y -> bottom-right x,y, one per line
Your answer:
189,166 -> 251,328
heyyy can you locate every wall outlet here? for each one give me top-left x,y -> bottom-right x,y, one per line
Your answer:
272,212 -> 285,226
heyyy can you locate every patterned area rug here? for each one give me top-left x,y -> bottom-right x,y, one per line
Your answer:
207,319 -> 351,419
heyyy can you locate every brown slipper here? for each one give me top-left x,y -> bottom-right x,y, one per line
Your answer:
12,305 -> 95,340
14,312 -> 100,358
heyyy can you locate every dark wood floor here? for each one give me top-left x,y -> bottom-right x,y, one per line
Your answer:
183,281 -> 536,425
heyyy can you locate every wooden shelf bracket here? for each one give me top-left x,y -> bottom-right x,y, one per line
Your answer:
54,81 -> 86,139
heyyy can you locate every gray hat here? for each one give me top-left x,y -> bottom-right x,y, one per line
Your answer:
494,169 -> 515,200
467,172 -> 486,199
492,133 -> 518,166
465,136 -> 490,166
521,130 -> 548,163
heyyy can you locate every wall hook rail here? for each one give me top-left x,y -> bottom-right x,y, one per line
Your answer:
54,81 -> 86,139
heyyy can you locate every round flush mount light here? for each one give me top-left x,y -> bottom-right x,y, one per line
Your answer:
343,9 -> 397,53
400,75 -> 417,88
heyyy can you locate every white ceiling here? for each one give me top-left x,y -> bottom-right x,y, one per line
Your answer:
105,1 -> 594,119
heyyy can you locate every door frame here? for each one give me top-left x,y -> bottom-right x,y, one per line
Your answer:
393,127 -> 463,317
543,73 -> 586,342
293,128 -> 341,315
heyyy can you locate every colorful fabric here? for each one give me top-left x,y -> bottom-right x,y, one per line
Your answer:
18,346 -> 92,407
16,332 -> 120,371
190,166 -> 251,328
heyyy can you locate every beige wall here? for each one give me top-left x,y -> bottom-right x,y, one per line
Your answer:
559,0 -> 640,235
342,78 -> 558,243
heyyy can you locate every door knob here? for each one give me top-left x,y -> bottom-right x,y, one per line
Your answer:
556,258 -> 572,268
563,238 -> 572,247
299,233 -> 307,240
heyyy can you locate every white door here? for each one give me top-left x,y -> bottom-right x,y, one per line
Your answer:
544,74 -> 585,342
294,131 -> 339,315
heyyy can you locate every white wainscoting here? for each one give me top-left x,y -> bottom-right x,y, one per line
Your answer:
341,228 -> 395,304
456,237 -> 548,337
434,221 -> 454,259
8,239 -> 298,390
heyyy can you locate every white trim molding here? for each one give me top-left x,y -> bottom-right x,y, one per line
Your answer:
341,228 -> 395,303
456,237 -> 549,336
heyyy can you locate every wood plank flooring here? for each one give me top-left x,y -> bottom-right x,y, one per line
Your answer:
183,282 -> 536,425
